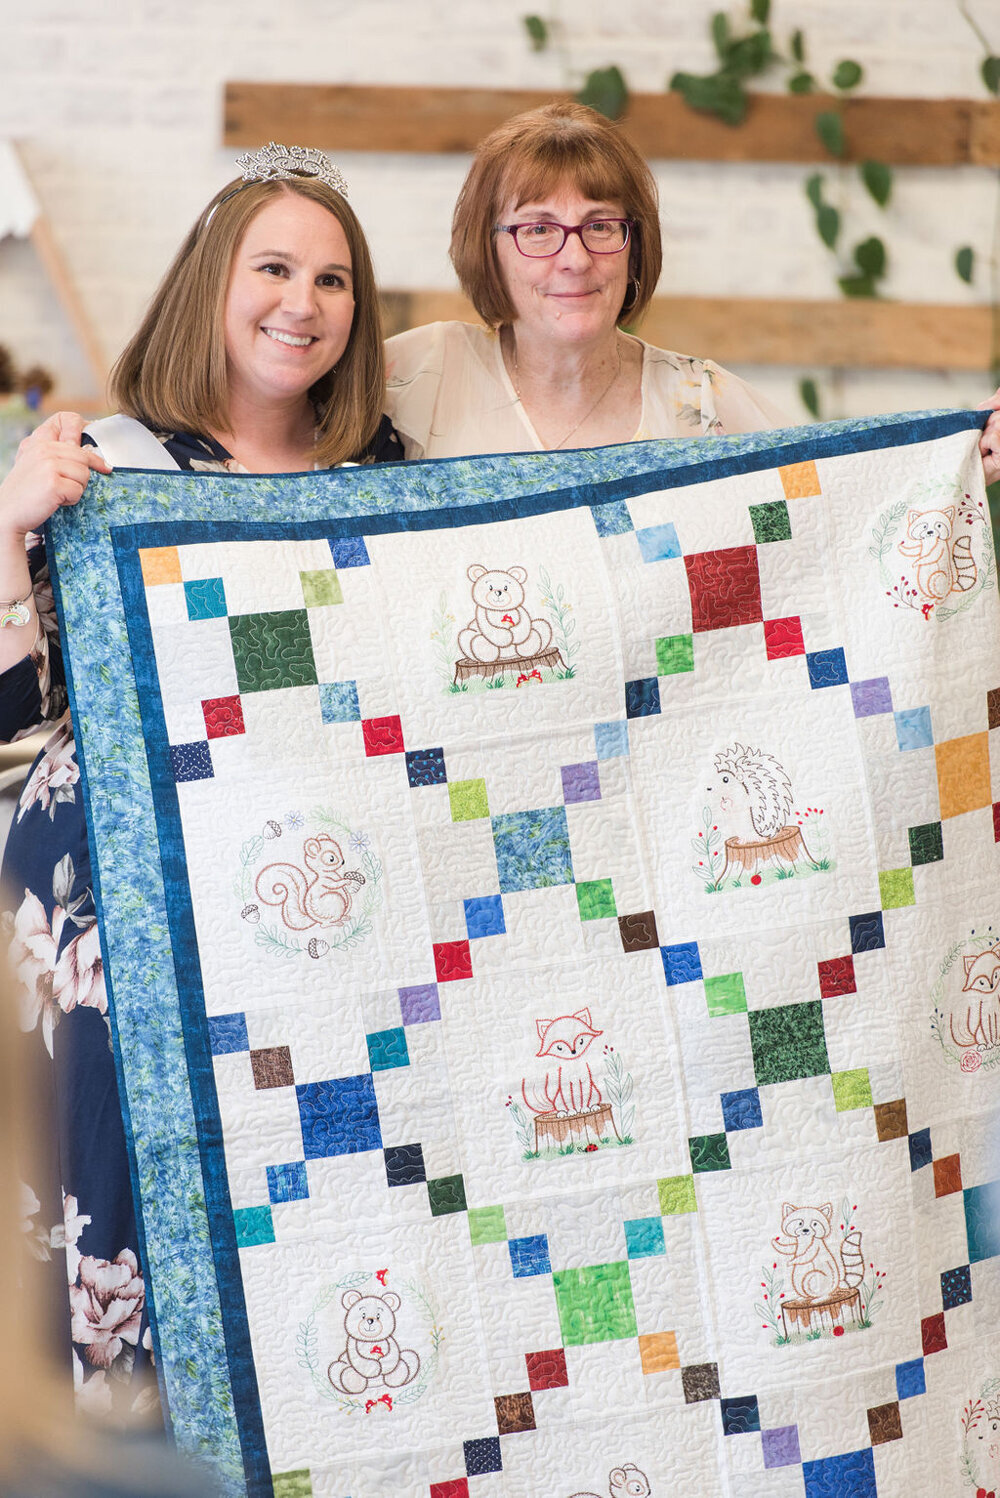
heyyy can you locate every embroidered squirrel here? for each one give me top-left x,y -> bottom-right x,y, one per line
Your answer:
255,833 -> 364,931
950,945 -> 1000,1051
897,506 -> 977,604
773,1202 -> 864,1302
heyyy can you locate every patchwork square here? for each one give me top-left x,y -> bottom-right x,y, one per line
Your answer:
624,1217 -> 665,1259
704,971 -> 746,1017
594,720 -> 629,759
561,762 -> 601,803
299,569 -> 342,607
895,706 -> 933,751
763,615 -> 805,659
184,576 -> 227,621
936,732 -> 991,818
803,1450 -> 876,1498
469,1205 -> 506,1245
618,910 -> 659,952
941,1263 -> 972,1309
762,1426 -> 801,1468
636,521 -> 681,562
366,1027 -> 409,1072
463,1438 -> 502,1476
297,1076 -> 381,1158
661,942 -> 703,984
508,1235 -> 552,1278
229,610 -> 316,693
329,535 -> 369,568
689,1133 -> 731,1172
318,680 -> 360,724
427,1175 -> 467,1216
908,821 -> 944,865
749,500 -> 791,544
170,741 -> 213,783
638,1331 -> 679,1373
850,911 -> 885,952
720,1394 -> 761,1435
806,647 -> 849,689
779,459 -> 821,497
817,955 -> 856,997
208,1013 -> 248,1055
202,694 -> 245,739
591,499 -> 633,537
553,1262 -> 637,1345
895,1359 -> 926,1399
405,745 -> 446,786
681,1363 -> 720,1403
658,1175 -> 698,1215
384,1143 -> 426,1187
576,879 -> 617,921
252,1047 -> 294,1089
449,778 -> 489,820
525,1348 -> 569,1390
625,677 -> 661,718
267,1162 -> 309,1205
685,546 -> 763,632
361,715 -> 404,756
234,1206 -> 274,1248
749,1001 -> 830,1086
721,1088 -> 763,1131
655,633 -> 694,675
464,894 -> 506,939
492,808 -> 573,892
494,1392 -> 535,1435
398,984 -> 440,1024
965,1181 -> 1000,1262
433,941 -> 473,982
850,677 -> 892,717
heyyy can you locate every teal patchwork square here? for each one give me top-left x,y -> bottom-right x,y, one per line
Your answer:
234,1205 -> 275,1247
366,1027 -> 409,1071
553,1261 -> 637,1345
184,576 -> 227,621
493,807 -> 574,893
229,609 -> 317,693
624,1217 -> 665,1258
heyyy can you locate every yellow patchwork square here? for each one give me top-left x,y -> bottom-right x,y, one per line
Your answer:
638,1330 -> 679,1374
139,546 -> 182,586
936,732 -> 991,819
779,460 -> 821,499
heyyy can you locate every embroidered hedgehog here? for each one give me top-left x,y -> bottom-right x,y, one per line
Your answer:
706,743 -> 814,880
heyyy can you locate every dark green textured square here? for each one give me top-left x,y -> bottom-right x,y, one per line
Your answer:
229,609 -> 317,693
749,500 -> 792,544
908,821 -> 944,866
689,1133 -> 731,1173
427,1174 -> 467,1216
748,1000 -> 830,1087
553,1261 -> 637,1345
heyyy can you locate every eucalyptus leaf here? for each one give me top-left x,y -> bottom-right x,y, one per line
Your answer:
727,29 -> 775,77
523,14 -> 548,50
805,172 -> 824,210
955,245 -> 975,284
669,69 -> 748,126
854,235 -> 886,278
750,0 -> 770,22
788,70 -> 815,94
711,10 -> 730,60
832,59 -> 863,91
983,56 -> 1000,95
816,202 -> 840,249
790,28 -> 805,63
838,273 -> 877,298
576,65 -> 628,120
860,159 -> 892,207
798,377 -> 821,419
814,110 -> 845,158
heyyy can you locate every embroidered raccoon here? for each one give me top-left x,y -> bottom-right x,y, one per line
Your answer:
773,1202 -> 864,1302
897,506 -> 977,604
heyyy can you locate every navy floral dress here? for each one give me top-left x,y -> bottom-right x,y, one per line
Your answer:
3,420 -> 402,1418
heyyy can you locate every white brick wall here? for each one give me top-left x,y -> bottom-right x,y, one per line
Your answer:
0,0 -> 997,419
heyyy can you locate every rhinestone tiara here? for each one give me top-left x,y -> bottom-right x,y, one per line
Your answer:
234,142 -> 349,198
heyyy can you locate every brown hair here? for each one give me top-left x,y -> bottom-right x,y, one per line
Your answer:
450,102 -> 661,330
109,175 -> 385,468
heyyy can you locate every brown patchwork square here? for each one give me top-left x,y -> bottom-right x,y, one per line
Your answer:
494,1392 -> 535,1434
251,1046 -> 295,1089
933,1153 -> 962,1197
867,1401 -> 903,1444
874,1099 -> 908,1142
618,911 -> 659,953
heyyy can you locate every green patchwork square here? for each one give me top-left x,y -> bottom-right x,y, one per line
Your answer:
832,1068 -> 873,1112
229,609 -> 317,693
272,1474 -> 312,1498
689,1133 -> 731,1173
233,1205 -> 274,1247
655,633 -> 694,676
553,1261 -> 637,1345
749,1000 -> 830,1087
658,1174 -> 698,1215
299,569 -> 343,607
427,1174 -> 467,1216
749,499 -> 792,544
449,778 -> 490,821
704,971 -> 747,1017
469,1204 -> 507,1245
879,867 -> 915,909
908,821 -> 944,866
576,878 -> 617,921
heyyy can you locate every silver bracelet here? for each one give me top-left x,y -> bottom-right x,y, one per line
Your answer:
0,587 -> 34,628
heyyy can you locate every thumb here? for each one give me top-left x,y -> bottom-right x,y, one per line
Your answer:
50,410 -> 85,445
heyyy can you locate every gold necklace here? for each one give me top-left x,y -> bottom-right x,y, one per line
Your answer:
509,334 -> 624,450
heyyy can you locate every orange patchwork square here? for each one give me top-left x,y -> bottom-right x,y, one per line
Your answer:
139,546 -> 182,586
936,732 -> 991,819
638,1331 -> 679,1374
933,1153 -> 962,1197
779,460 -> 821,499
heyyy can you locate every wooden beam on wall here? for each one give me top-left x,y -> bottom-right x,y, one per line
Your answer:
380,291 -> 995,371
225,82 -> 1000,166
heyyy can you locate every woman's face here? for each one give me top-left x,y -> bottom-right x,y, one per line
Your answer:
494,184 -> 630,346
223,193 -> 355,411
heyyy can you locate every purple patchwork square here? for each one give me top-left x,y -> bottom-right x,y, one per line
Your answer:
399,984 -> 441,1024
561,762 -> 601,803
762,1425 -> 801,1469
850,676 -> 893,717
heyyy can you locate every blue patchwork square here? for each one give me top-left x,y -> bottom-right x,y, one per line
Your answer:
661,942 -> 703,985
591,499 -> 633,537
234,1205 -> 274,1248
909,1128 -> 933,1171
464,1437 -> 503,1476
464,894 -> 506,939
965,1181 -> 1000,1263
406,746 -> 446,786
594,720 -> 629,760
941,1263 -> 972,1309
720,1395 -> 760,1435
297,1075 -> 382,1158
624,1217 -> 665,1259
721,1087 -> 763,1131
803,1449 -> 875,1498
366,1028 -> 409,1072
384,1142 -> 426,1187
184,576 -> 227,621
267,1161 -> 309,1204
625,677 -> 661,718
508,1234 -> 552,1278
492,807 -> 574,893
849,911 -> 885,953
208,1012 -> 249,1055
895,705 -> 934,751
170,741 -> 213,782
318,680 -> 360,724
329,535 -> 370,568
895,1358 -> 926,1400
806,647 -> 849,689
636,522 -> 681,563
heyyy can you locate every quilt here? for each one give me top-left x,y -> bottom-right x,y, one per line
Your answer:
48,410 -> 1000,1498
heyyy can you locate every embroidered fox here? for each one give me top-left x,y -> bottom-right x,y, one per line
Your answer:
897,506 -> 977,604
773,1202 -> 864,1302
950,945 -> 1000,1050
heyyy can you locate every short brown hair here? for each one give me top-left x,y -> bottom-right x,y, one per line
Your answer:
451,102 -> 661,330
109,175 -> 385,468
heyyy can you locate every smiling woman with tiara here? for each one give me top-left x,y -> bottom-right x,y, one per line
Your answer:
0,143 -> 401,1415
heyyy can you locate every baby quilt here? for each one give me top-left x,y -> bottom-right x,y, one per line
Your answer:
47,410 -> 1000,1498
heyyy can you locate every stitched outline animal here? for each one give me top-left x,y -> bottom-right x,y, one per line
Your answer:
897,506 -> 977,604
255,833 -> 365,931
521,1009 -> 603,1116
709,744 -> 793,841
773,1202 -> 864,1302
327,1290 -> 420,1396
458,564 -> 553,664
568,1464 -> 652,1498
950,945 -> 1000,1050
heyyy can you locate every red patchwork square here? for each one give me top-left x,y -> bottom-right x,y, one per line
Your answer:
429,1483 -> 469,1498
433,940 -> 473,983
921,1312 -> 947,1355
817,956 -> 856,998
685,546 -> 763,633
525,1347 -> 569,1390
764,615 -> 805,659
202,694 -> 245,739
993,801 -> 1000,843
362,715 -> 405,756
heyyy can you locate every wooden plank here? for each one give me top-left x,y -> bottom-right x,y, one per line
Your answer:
224,82 -> 1000,165
380,290 -> 996,371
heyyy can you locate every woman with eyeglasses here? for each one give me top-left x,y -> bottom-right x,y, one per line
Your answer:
385,101 -> 787,458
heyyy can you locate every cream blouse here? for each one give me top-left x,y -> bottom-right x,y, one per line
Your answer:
384,321 -> 788,460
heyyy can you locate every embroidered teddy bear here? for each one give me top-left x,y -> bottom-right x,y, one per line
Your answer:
457,563 -> 553,664
327,1290 -> 420,1395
